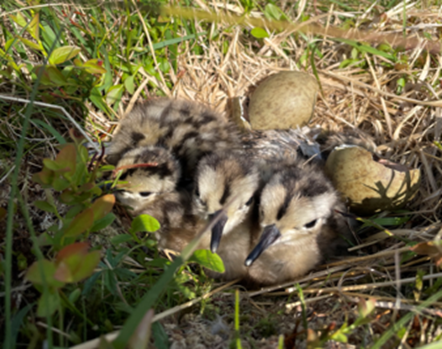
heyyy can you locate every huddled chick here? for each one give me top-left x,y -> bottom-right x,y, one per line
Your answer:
193,151 -> 261,280
244,160 -> 351,286
107,98 -> 240,183
108,97 -> 353,287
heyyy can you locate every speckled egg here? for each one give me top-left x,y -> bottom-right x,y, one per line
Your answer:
325,145 -> 421,215
248,71 -> 319,130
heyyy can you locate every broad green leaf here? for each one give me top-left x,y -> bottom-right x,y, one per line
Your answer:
71,250 -> 101,283
37,291 -> 60,317
55,250 -> 100,283
19,38 -> 42,51
34,200 -> 56,213
251,27 -> 269,39
83,59 -> 107,74
49,46 -> 81,65
124,75 -> 135,94
25,259 -> 64,288
28,14 -> 40,40
131,214 -> 160,234
55,143 -> 77,178
64,208 -> 94,237
110,234 -> 133,244
52,177 -> 71,191
32,166 -> 54,185
9,13 -> 27,27
188,249 -> 225,273
56,242 -> 90,263
264,3 -> 285,20
105,84 -> 124,106
53,261 -> 73,283
90,212 -> 116,233
44,66 -> 68,86
43,158 -> 70,172
90,194 -> 115,221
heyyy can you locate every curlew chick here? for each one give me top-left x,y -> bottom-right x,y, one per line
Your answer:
114,146 -> 181,215
107,98 -> 240,180
193,151 -> 260,253
245,161 -> 350,286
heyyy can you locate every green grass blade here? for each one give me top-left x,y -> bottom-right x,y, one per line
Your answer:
335,38 -> 396,62
152,31 -> 207,50
112,255 -> 185,349
31,119 -> 66,144
371,288 -> 442,349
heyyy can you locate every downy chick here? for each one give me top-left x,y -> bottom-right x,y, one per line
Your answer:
114,146 -> 181,214
193,151 -> 260,252
136,190 -> 203,252
113,145 -> 203,251
107,98 -> 240,181
244,160 -> 350,286
193,151 -> 261,281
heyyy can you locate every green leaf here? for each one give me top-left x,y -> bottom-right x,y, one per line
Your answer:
105,84 -> 124,106
19,37 -> 42,51
43,158 -> 69,172
52,177 -> 71,191
251,27 -> 269,39
264,3 -> 285,20
37,291 -> 60,317
110,234 -> 133,244
90,212 -> 116,233
124,75 -> 135,94
70,251 -> 101,282
49,46 -> 81,65
28,14 -> 40,41
64,208 -> 94,237
25,259 -> 64,288
90,194 -> 115,221
44,66 -> 68,86
55,143 -> 77,178
9,13 -> 27,27
131,214 -> 161,234
188,249 -> 225,272
82,59 -> 107,74
34,200 -> 56,213
32,166 -> 54,186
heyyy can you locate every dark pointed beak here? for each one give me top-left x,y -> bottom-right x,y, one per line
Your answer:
245,224 -> 281,266
208,210 -> 228,253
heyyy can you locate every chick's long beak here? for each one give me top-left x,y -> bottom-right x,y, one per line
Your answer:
245,224 -> 281,266
208,210 -> 228,253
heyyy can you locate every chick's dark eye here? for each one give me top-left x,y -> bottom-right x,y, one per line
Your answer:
245,196 -> 254,206
304,219 -> 317,229
139,191 -> 152,197
195,187 -> 200,197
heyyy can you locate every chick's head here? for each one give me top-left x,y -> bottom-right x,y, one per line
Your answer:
246,163 -> 339,266
114,146 -> 181,213
194,152 -> 260,252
